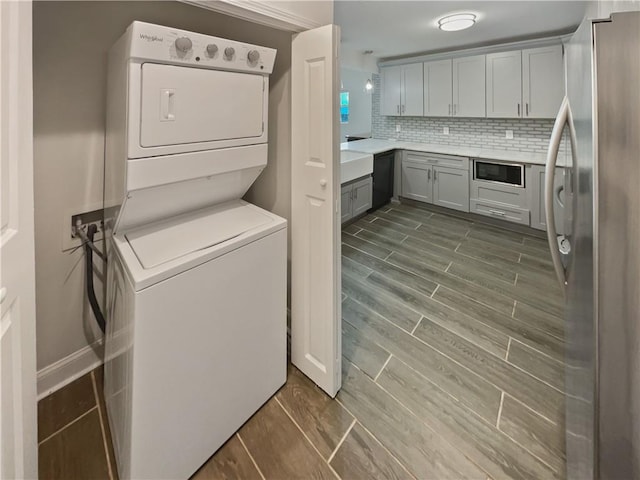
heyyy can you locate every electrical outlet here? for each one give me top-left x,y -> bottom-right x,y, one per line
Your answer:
395,124 -> 401,133
505,130 -> 514,139
62,206 -> 104,251
443,126 -> 450,135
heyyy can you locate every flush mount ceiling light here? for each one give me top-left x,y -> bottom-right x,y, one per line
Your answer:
438,13 -> 476,32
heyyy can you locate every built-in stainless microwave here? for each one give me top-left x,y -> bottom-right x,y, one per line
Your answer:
473,160 -> 525,187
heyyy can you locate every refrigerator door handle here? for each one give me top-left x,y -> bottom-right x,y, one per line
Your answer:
545,96 -> 577,294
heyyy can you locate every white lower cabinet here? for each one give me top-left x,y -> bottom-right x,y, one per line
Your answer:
529,165 -> 566,233
341,175 -> 372,224
401,151 -> 469,212
470,176 -> 530,225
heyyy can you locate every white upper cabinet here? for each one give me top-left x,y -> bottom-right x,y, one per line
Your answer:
402,63 -> 424,116
380,63 -> 423,116
380,65 -> 402,116
522,45 -> 564,118
423,59 -> 452,117
452,55 -> 486,117
486,51 -> 522,118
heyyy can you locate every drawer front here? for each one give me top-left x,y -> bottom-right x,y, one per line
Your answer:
471,180 -> 527,208
470,199 -> 530,225
404,151 -> 469,170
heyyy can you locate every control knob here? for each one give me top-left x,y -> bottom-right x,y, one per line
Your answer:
224,47 -> 235,60
175,37 -> 192,53
247,49 -> 260,63
206,44 -> 218,57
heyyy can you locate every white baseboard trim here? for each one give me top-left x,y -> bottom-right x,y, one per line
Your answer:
37,339 -> 104,400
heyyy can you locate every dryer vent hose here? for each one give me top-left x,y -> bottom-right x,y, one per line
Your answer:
84,224 -> 106,334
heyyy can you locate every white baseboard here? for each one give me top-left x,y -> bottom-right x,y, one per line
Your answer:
37,339 -> 104,400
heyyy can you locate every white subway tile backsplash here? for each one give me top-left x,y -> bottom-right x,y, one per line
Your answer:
371,74 -> 566,156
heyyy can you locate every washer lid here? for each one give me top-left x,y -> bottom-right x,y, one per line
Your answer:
125,202 -> 273,269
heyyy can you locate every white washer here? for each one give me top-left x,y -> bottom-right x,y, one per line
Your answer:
103,22 -> 286,479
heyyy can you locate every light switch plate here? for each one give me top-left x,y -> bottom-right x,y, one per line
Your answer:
395,124 -> 401,133
443,126 -> 450,135
505,130 -> 514,139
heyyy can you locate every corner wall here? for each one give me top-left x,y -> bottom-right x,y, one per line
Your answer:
33,1 -> 292,395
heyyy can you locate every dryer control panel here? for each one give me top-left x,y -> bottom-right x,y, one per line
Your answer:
126,21 -> 276,75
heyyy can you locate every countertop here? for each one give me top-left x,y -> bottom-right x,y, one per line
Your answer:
340,138 -> 561,166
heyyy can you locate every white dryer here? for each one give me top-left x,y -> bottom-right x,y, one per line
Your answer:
103,22 -> 286,479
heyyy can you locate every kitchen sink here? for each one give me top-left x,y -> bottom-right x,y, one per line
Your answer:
341,150 -> 373,184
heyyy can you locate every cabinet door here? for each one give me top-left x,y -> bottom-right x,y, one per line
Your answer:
352,177 -> 373,217
486,51 -> 522,118
433,165 -> 469,212
453,55 -> 486,117
402,160 -> 432,203
402,63 -> 424,116
380,66 -> 402,116
529,165 -> 565,233
423,59 -> 452,117
522,45 -> 564,118
341,184 -> 353,223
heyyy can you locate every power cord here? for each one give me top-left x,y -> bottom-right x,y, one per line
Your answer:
83,224 -> 106,333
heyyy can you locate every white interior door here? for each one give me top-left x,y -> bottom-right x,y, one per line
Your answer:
0,1 -> 38,478
291,24 -> 341,397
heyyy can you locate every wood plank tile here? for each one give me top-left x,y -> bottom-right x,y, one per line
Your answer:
343,320 -> 391,379
387,204 -> 433,223
338,362 -> 487,479
342,244 -> 438,297
330,422 -> 413,480
365,272 -> 509,358
508,339 -> 565,392
434,286 -> 565,361
499,395 -> 566,474
372,217 -> 461,250
378,357 -> 561,480
342,270 -> 421,332
276,367 -> 354,460
342,223 -> 362,235
341,255 -> 372,279
238,398 -> 337,479
513,302 -> 564,341
456,239 -> 522,264
371,209 -> 422,228
471,223 -> 526,245
355,228 -> 450,271
519,252 -> 555,272
425,211 -> 474,234
416,222 -> 469,242
386,251 -> 515,315
38,372 -> 96,442
92,367 -> 118,479
414,318 -> 565,425
352,217 -> 408,242
342,297 -> 501,423
38,409 -> 110,480
342,231 -> 391,260
192,435 -> 262,480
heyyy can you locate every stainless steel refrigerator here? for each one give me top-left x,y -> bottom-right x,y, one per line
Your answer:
545,10 -> 640,480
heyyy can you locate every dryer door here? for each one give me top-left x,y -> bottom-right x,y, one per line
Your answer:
139,63 -> 265,149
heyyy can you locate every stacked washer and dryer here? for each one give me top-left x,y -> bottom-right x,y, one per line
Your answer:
103,21 -> 287,479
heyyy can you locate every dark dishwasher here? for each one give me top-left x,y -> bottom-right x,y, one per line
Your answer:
370,150 -> 395,211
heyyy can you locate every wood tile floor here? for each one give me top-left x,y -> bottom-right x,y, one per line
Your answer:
39,202 -> 565,480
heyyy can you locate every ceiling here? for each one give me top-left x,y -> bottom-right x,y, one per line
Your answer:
335,1 -> 588,60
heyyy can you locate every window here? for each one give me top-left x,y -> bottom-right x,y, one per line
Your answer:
340,91 -> 349,123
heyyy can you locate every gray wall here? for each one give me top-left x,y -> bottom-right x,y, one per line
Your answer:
340,68 -> 373,141
33,2 -> 292,376
370,74 -> 558,154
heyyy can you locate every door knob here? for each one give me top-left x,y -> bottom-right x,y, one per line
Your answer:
0,287 -> 7,305
320,179 -> 327,188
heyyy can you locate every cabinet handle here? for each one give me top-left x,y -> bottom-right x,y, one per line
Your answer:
402,104 -> 405,114
397,105 -> 400,114
517,103 -> 521,116
448,104 -> 451,115
526,103 -> 529,116
428,169 -> 431,180
453,104 -> 456,116
489,209 -> 506,217
433,170 -> 437,181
